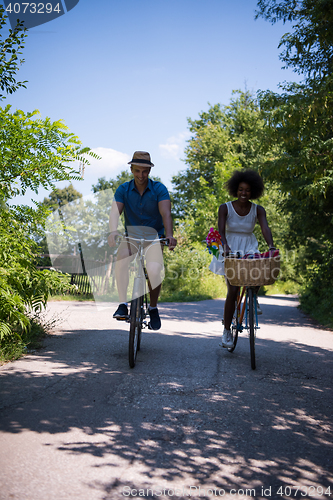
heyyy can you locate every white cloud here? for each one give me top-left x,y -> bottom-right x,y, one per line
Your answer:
82,147 -> 131,178
159,132 -> 190,161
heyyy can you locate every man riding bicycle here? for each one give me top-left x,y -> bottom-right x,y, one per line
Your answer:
108,151 -> 177,330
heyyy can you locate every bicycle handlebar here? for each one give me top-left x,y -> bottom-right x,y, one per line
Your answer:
115,235 -> 169,246
224,252 -> 242,258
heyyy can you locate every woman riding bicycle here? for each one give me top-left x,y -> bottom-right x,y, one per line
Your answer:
218,170 -> 276,348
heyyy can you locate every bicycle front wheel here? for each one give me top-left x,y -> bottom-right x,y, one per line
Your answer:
129,297 -> 142,368
247,288 -> 256,370
137,293 -> 147,352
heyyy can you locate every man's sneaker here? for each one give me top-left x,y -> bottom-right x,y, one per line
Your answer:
222,329 -> 234,348
113,303 -> 128,320
148,307 -> 161,330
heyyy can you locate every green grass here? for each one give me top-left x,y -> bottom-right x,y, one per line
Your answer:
0,312 -> 58,365
260,279 -> 301,296
50,293 -> 95,301
299,287 -> 333,330
50,278 -> 300,303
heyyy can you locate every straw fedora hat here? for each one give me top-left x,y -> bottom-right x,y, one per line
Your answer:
128,151 -> 154,167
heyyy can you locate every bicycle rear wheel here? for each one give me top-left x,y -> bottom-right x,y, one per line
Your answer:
247,288 -> 256,370
129,296 -> 142,368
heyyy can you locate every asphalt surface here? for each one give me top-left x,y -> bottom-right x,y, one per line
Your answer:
0,296 -> 332,500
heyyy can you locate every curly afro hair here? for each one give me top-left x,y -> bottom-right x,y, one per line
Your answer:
225,170 -> 264,199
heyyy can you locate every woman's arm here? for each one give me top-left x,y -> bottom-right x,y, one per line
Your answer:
218,203 -> 231,254
257,205 -> 275,249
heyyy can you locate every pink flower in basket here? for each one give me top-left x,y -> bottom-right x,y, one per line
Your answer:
206,228 -> 222,257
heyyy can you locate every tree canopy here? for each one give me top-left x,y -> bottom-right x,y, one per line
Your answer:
42,184 -> 83,211
171,91 -> 277,240
255,0 -> 333,80
256,0 -> 333,252
92,170 -> 162,194
256,0 -> 333,325
168,0 -> 333,327
0,5 -> 27,98
0,7 -> 96,348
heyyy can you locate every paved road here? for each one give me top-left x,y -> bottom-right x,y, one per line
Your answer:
0,297 -> 332,500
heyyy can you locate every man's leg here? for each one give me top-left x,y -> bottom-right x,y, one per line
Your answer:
146,262 -> 163,307
113,241 -> 135,319
145,243 -> 164,330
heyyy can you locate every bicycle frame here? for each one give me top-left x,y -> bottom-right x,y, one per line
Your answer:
236,286 -> 259,330
125,236 -> 166,308
131,239 -> 148,303
117,235 -> 168,368
230,285 -> 259,369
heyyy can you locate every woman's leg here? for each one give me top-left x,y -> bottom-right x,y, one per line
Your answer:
224,280 -> 239,330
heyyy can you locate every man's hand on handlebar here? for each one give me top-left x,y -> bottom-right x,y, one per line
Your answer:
108,231 -> 119,247
166,236 -> 177,251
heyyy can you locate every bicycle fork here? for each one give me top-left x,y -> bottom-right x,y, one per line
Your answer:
244,292 -> 259,329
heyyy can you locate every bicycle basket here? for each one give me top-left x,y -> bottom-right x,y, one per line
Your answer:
224,255 -> 280,287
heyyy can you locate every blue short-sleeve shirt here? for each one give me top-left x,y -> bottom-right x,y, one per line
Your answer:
114,178 -> 170,237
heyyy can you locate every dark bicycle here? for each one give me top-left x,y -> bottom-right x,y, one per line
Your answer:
227,284 -> 259,369
224,253 -> 280,370
118,236 -> 169,368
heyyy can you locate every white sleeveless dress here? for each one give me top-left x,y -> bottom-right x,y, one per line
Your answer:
225,201 -> 259,256
210,201 -> 259,276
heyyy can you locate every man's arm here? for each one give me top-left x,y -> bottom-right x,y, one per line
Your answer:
158,199 -> 177,250
108,200 -> 124,247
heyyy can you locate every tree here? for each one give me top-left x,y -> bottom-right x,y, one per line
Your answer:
171,91 -> 279,241
0,105 -> 96,339
258,79 -> 333,246
36,185 -> 83,265
256,0 -> 333,326
92,170 -> 161,194
171,103 -> 229,217
0,8 -> 97,347
0,5 -> 27,98
255,0 -> 333,81
42,183 -> 82,211
0,107 -> 93,202
256,0 -> 333,244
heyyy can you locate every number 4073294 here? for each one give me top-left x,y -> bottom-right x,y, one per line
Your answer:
276,485 -> 332,497
5,3 -> 61,15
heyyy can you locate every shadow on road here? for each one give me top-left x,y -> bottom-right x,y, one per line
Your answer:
1,302 -> 332,500
159,297 -> 317,329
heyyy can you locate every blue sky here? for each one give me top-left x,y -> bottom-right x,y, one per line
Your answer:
4,0 -> 300,204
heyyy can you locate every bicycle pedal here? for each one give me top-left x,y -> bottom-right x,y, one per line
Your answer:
115,316 -> 129,321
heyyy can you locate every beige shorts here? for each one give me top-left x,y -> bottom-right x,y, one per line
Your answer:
116,238 -> 164,265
